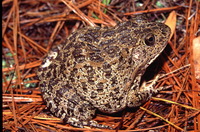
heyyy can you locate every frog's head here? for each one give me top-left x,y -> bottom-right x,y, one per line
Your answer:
129,16 -> 171,75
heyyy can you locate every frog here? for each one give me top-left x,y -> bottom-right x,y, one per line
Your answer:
37,15 -> 171,129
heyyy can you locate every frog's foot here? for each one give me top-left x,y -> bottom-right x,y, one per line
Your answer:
67,117 -> 113,129
142,74 -> 172,94
128,74 -> 172,107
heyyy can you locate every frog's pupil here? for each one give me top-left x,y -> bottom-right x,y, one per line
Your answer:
145,34 -> 155,46
149,37 -> 154,41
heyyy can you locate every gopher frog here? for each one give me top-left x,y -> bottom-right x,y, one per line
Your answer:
37,15 -> 171,129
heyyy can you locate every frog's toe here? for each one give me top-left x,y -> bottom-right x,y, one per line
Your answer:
67,117 -> 113,129
66,117 -> 84,128
85,120 -> 113,129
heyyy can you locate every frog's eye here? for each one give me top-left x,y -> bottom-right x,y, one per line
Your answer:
144,33 -> 155,46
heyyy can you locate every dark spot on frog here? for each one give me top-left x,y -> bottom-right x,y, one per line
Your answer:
73,42 -> 86,48
87,44 -> 101,52
102,30 -> 116,38
91,91 -> 97,99
81,82 -> 88,92
74,55 -> 85,63
102,62 -> 111,70
88,78 -> 95,85
105,104 -> 112,109
96,82 -> 104,92
104,46 -> 120,57
99,38 -> 117,46
104,70 -> 112,79
89,53 -> 104,62
111,76 -> 117,86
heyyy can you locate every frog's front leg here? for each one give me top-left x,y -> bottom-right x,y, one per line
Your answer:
127,75 -> 169,107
